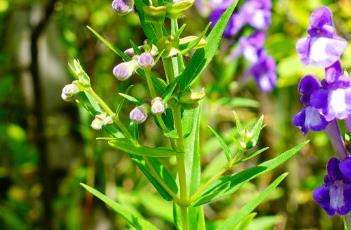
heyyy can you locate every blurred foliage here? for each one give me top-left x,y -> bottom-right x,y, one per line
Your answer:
0,0 -> 350,229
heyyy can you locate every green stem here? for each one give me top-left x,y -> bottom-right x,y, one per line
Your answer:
86,88 -> 133,141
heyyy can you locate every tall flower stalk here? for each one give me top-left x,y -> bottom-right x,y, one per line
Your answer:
61,1 -> 307,229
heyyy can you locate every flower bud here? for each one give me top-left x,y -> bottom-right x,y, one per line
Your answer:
91,113 -> 114,130
113,61 -> 136,81
138,52 -> 154,69
112,0 -> 134,14
61,81 -> 80,101
151,97 -> 165,115
130,106 -> 148,124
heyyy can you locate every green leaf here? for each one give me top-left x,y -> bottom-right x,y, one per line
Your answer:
179,23 -> 210,55
80,183 -> 159,230
233,213 -> 257,230
193,141 -> 308,205
131,156 -> 178,201
118,93 -> 142,104
238,147 -> 269,163
177,0 -> 239,91
108,138 -> 182,157
0,205 -> 26,230
183,106 -> 205,229
116,85 -> 134,115
208,125 -> 231,161
218,97 -> 259,108
216,173 -> 288,230
134,1 -> 158,43
86,26 -> 129,61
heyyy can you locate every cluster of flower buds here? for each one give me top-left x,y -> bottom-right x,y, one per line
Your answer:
91,113 -> 114,130
197,0 -> 277,92
113,49 -> 156,81
293,7 -> 351,217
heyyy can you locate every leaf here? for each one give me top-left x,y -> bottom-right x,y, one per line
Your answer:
218,97 -> 259,108
246,115 -> 265,149
177,0 -> 239,91
108,138 -> 182,157
183,106 -> 204,229
118,93 -> 142,104
134,1 -> 158,43
86,26 -> 129,61
216,173 -> 288,230
80,183 -> 159,230
131,156 -> 178,201
193,141 -> 308,205
238,147 -> 269,163
233,213 -> 257,230
179,23 -> 210,55
116,85 -> 134,115
208,125 -> 231,161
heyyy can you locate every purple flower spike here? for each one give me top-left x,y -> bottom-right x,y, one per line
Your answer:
293,106 -> 328,134
112,0 -> 134,14
313,158 -> 351,216
249,52 -> 277,92
296,7 -> 347,68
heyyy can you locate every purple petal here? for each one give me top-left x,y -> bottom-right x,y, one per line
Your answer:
296,37 -> 311,66
340,157 -> 351,178
309,6 -> 333,29
299,75 -> 320,95
293,109 -> 307,134
308,37 -> 347,68
327,88 -> 351,120
326,158 -> 343,181
313,185 -> 335,216
293,106 -> 327,134
210,9 -> 241,38
310,89 -> 329,113
325,61 -> 343,83
241,0 -> 272,30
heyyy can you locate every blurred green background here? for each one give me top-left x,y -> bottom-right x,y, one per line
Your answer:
1,0 -> 351,229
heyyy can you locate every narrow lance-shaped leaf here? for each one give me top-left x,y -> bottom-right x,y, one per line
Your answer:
108,138 -> 182,157
208,125 -> 232,161
177,0 -> 240,91
193,141 -> 308,205
80,183 -> 159,230
86,26 -> 130,61
216,173 -> 288,230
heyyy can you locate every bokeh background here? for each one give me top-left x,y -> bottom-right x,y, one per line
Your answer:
1,0 -> 351,229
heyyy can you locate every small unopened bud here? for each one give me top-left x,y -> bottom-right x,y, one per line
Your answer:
151,97 -> 165,115
113,61 -> 136,80
130,106 -> 148,124
61,81 -> 80,101
138,52 -> 154,69
112,0 -> 134,14
91,113 -> 114,130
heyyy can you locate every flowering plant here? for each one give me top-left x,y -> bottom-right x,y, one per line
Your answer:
62,0 -> 305,229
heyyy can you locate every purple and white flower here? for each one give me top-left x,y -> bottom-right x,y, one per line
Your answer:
296,7 -> 347,68
113,61 -> 137,81
313,157 -> 351,216
130,106 -> 148,124
112,0 -> 134,14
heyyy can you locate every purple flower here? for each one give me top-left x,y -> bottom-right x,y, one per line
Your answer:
296,7 -> 347,68
112,0 -> 134,14
240,0 -> 272,30
130,106 -> 148,124
113,61 -> 136,81
138,52 -> 154,69
293,106 -> 328,134
249,51 -> 277,92
313,157 -> 351,216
